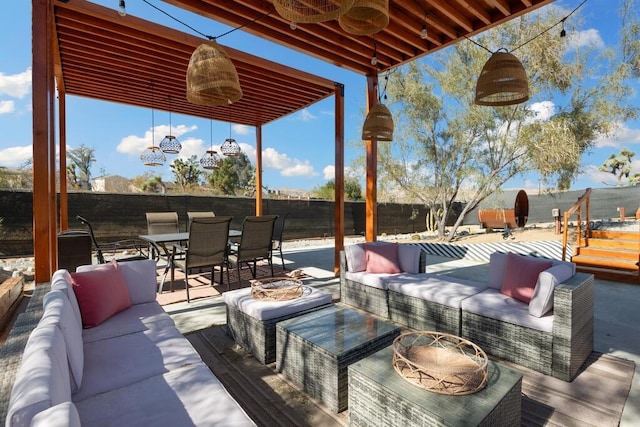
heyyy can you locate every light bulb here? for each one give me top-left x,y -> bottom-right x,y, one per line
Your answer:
290,21 -> 297,30
420,25 -> 428,39
371,53 -> 377,66
560,28 -> 566,38
118,0 -> 126,16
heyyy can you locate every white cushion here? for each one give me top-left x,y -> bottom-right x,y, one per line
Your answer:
388,274 -> 487,308
550,259 -> 576,276
487,252 -> 508,289
50,273 -> 82,328
344,244 -> 366,272
40,290 -> 84,392
6,324 -> 71,427
74,320 -> 202,401
223,286 -> 332,321
75,363 -> 255,427
398,244 -> 422,273
529,264 -> 574,317
461,289 -> 554,332
30,402 -> 81,427
345,271 -> 398,290
77,259 -> 157,305
81,301 -> 173,343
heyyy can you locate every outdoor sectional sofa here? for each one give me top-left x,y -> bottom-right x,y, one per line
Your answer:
4,259 -> 255,427
339,242 -> 594,381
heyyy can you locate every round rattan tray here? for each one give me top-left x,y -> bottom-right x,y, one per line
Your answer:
250,277 -> 303,301
392,331 -> 488,395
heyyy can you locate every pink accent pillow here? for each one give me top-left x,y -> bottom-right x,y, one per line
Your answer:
71,260 -> 131,328
501,253 -> 553,304
365,242 -> 401,274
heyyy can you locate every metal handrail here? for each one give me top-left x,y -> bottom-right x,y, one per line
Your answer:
561,188 -> 592,261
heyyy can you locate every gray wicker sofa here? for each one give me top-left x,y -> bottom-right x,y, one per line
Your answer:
339,244 -> 594,381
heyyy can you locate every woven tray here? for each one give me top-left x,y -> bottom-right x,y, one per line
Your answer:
251,277 -> 303,301
392,331 -> 488,395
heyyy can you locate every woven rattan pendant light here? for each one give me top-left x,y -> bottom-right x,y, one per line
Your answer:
338,0 -> 389,35
362,103 -> 394,141
220,123 -> 241,157
200,119 -> 222,170
140,83 -> 166,166
186,40 -> 242,106
159,101 -> 182,154
274,0 -> 355,24
474,50 -> 529,106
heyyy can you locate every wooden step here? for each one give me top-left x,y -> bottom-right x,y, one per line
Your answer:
575,246 -> 640,261
579,237 -> 640,251
590,229 -> 640,240
575,265 -> 640,284
570,255 -> 639,271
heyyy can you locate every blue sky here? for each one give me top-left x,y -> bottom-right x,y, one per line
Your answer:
0,0 -> 638,193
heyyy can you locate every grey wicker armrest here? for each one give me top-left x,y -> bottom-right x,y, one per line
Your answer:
551,272 -> 594,381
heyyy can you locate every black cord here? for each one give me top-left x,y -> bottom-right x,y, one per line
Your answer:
141,0 -> 272,41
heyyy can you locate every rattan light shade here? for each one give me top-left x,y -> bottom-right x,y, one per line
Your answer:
186,40 -> 242,106
140,146 -> 166,167
338,0 -> 389,35
274,0 -> 355,23
474,51 -> 529,106
362,103 -> 393,141
220,138 -> 241,157
200,149 -> 222,170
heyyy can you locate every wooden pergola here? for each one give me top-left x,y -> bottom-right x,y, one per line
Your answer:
32,0 -> 554,283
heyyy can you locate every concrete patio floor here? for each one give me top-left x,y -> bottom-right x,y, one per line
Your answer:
163,243 -> 640,426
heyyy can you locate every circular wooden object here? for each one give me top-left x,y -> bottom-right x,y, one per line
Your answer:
251,277 -> 304,301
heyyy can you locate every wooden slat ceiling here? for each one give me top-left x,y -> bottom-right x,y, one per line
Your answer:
53,0 -> 339,126
164,0 -> 556,75
53,0 -> 555,126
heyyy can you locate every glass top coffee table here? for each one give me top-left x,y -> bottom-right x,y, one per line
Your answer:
275,304 -> 401,413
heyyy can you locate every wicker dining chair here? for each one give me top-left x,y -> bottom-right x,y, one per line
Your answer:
171,216 -> 232,303
228,215 -> 278,280
145,212 -> 181,262
271,213 -> 288,271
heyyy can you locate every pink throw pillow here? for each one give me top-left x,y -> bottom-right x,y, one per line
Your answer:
71,260 -> 132,328
501,253 -> 553,304
365,242 -> 401,274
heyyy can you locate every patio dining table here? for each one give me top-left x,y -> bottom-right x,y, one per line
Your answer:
139,230 -> 241,293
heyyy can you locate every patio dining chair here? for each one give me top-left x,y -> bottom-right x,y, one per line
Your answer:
187,211 -> 215,229
145,212 -> 181,262
171,216 -> 232,303
228,215 -> 278,280
272,213 -> 288,271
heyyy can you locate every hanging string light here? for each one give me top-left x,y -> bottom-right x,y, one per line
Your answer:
220,123 -> 241,157
140,82 -> 166,166
200,117 -> 222,170
159,97 -> 182,154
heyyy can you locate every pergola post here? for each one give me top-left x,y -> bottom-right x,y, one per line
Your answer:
334,83 -> 345,275
255,125 -> 263,216
59,92 -> 68,231
365,74 -> 378,242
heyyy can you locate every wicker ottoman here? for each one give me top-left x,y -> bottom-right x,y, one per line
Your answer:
223,285 -> 332,364
348,346 -> 523,426
276,305 -> 401,413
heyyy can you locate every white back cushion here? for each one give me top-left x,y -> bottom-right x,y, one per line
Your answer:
398,245 -> 422,273
529,264 -> 575,317
30,402 -> 81,427
6,324 -> 71,427
344,244 -> 366,272
487,252 -> 508,289
77,259 -> 157,304
40,290 -> 84,391
50,271 -> 82,327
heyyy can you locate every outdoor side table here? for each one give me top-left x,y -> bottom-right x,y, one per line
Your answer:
276,304 -> 401,413
223,285 -> 332,364
348,346 -> 523,426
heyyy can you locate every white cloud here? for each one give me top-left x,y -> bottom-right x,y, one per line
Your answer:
595,122 -> 640,148
323,165 -> 335,180
580,164 -> 618,186
117,124 -> 197,156
232,124 -> 251,135
0,145 -> 32,167
260,146 -> 318,177
300,108 -> 317,121
175,137 -> 205,160
282,161 -> 317,176
567,29 -> 605,50
0,100 -> 15,114
527,101 -> 555,122
0,68 -> 32,99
